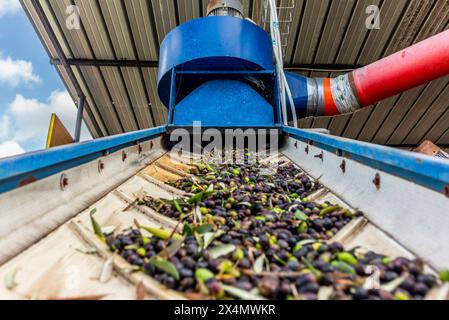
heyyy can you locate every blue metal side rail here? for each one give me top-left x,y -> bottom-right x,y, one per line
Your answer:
0,126 -> 166,194
282,126 -> 449,197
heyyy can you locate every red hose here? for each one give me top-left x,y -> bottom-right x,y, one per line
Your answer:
352,29 -> 449,107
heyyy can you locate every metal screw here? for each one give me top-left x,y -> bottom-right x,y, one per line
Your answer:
305,146 -> 309,154
150,141 -> 154,149
60,173 -> 69,191
137,144 -> 143,154
314,152 -> 324,161
340,160 -> 346,173
122,151 -> 128,162
373,173 -> 381,190
294,141 -> 298,149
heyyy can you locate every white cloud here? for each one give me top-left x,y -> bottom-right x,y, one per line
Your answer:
9,90 -> 91,145
0,0 -> 21,18
0,90 -> 91,158
0,114 -> 12,140
0,55 -> 41,87
0,140 -> 24,158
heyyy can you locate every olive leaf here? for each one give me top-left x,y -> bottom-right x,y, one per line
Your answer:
210,244 -> 236,259
195,224 -> 214,234
202,230 -> 225,250
222,285 -> 266,300
253,254 -> 267,273
294,210 -> 308,221
182,222 -> 194,236
320,205 -> 340,217
173,198 -> 183,215
381,275 -> 406,292
331,260 -> 355,275
161,238 -> 185,259
89,209 -> 105,242
140,226 -> 182,241
4,268 -> 20,290
149,258 -> 180,280
193,206 -> 203,224
303,258 -> 323,279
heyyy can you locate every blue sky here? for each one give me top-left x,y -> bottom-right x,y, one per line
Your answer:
0,0 -> 90,158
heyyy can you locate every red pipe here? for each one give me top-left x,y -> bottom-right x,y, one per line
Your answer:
352,29 -> 449,107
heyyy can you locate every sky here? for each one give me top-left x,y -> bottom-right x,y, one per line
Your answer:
0,0 -> 91,159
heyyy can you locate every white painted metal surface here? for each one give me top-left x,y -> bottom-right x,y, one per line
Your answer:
0,138 -> 165,265
282,137 -> 449,271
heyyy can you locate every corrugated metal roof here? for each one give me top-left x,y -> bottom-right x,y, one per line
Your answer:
21,0 -> 449,148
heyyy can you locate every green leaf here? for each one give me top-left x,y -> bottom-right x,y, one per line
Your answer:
141,226 -> 182,241
195,224 -> 214,234
187,191 -> 215,205
331,260 -> 355,275
195,268 -> 215,282
163,239 -> 185,259
210,244 -> 236,259
337,252 -> 358,266
173,198 -> 183,215
202,230 -> 225,250
294,210 -> 308,221
149,258 -> 179,280
320,205 -> 340,217
182,222 -> 194,236
303,258 -> 322,279
90,209 -> 105,242
222,285 -> 266,300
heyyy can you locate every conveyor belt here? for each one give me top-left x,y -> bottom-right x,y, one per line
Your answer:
0,152 -> 447,300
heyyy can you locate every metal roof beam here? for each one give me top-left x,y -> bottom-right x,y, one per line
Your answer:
51,59 -> 362,72
51,58 -> 159,68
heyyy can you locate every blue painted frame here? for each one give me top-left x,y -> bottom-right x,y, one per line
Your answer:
166,68 -> 279,127
1,124 -> 447,197
282,126 -> 449,196
0,126 -> 166,194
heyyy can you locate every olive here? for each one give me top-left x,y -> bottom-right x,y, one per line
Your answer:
417,274 -> 436,287
155,240 -> 166,252
381,271 -> 399,282
328,242 -> 344,253
179,268 -> 194,278
353,288 -> 368,300
180,277 -> 195,290
299,283 -> 319,294
413,283 -> 429,296
295,274 -> 316,288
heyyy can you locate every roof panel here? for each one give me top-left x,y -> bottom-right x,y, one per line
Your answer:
21,0 -> 449,149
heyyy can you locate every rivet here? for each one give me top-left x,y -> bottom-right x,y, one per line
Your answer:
60,173 -> 69,191
98,160 -> 105,173
373,173 -> 381,190
340,160 -> 346,173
